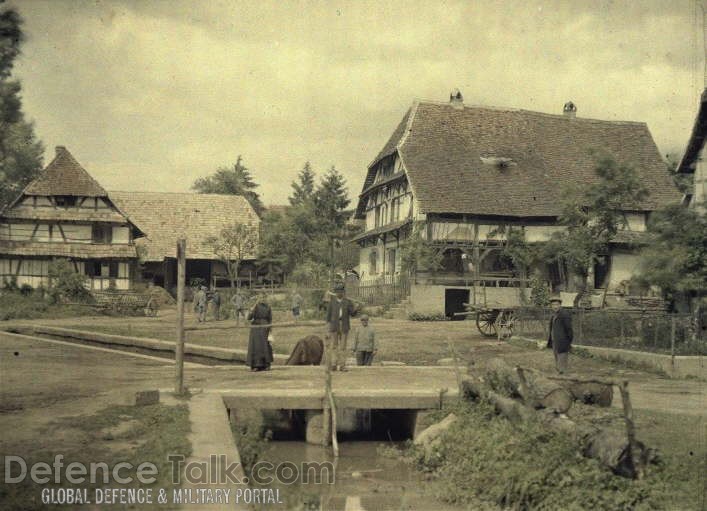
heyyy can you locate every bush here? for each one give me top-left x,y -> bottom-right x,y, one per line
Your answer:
19,283 -> 33,296
408,312 -> 449,321
408,401 -> 674,510
47,259 -> 91,303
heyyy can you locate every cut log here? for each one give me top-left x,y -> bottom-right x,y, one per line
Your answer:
568,382 -> 613,407
516,366 -> 574,414
459,376 -> 652,479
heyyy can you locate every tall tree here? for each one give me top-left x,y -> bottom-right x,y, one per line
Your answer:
192,155 -> 264,215
288,161 -> 315,206
635,204 -> 706,308
313,166 -> 351,278
0,7 -> 44,209
314,166 -> 350,229
542,154 -> 649,303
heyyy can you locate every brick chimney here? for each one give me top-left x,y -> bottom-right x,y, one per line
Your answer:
563,101 -> 577,118
449,89 -> 464,110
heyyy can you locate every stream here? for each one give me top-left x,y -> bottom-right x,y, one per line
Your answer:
249,441 -> 460,511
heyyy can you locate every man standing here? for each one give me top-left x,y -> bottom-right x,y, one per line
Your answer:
291,290 -> 303,322
231,289 -> 247,325
195,286 -> 208,323
210,288 -> 222,321
352,315 -> 377,366
547,296 -> 573,374
326,282 -> 356,371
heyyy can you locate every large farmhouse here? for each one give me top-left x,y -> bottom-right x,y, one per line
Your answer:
353,93 -> 681,315
0,147 -> 260,292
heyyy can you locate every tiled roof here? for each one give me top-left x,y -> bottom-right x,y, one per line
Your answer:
24,147 -> 108,197
0,241 -> 136,258
359,101 -> 681,218
109,192 -> 260,262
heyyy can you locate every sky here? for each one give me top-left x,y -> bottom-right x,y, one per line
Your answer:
10,0 -> 707,206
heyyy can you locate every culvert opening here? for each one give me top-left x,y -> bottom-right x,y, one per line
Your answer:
229,408 -> 418,442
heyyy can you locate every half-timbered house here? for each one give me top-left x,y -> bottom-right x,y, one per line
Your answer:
353,93 -> 681,316
0,146 -> 144,290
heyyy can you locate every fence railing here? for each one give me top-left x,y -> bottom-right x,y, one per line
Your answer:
347,274 -> 411,306
513,308 -> 706,356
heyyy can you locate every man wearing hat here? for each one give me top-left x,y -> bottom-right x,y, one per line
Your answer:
352,314 -> 377,366
547,296 -> 573,374
326,282 -> 357,371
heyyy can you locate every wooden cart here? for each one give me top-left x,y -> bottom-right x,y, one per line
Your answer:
453,276 -> 531,337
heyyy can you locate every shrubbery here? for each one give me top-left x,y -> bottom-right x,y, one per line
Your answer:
407,401 -> 674,510
408,312 -> 449,321
47,259 -> 92,303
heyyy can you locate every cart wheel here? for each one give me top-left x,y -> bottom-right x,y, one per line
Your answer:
476,310 -> 498,337
497,311 -> 517,338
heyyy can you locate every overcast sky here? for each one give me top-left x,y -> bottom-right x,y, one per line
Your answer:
10,0 -> 706,206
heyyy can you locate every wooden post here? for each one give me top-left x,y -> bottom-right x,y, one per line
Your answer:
323,361 -> 332,447
620,313 -> 625,344
670,315 -> 676,370
618,381 -> 643,479
175,238 -> 186,395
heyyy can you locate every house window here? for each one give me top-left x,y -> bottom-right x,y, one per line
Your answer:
91,224 -> 112,243
55,196 -> 77,207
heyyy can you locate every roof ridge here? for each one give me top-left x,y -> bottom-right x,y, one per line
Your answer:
415,99 -> 647,126
108,190 -> 249,199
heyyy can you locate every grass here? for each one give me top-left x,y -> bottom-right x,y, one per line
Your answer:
0,403 -> 192,510
0,291 -> 103,321
53,310 -> 483,364
405,400 -> 705,510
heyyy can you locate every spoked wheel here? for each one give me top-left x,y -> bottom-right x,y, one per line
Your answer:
476,310 -> 499,337
496,311 -> 517,338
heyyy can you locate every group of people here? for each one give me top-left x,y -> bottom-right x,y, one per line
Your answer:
193,286 -> 222,322
233,283 -> 572,375
242,282 -> 377,372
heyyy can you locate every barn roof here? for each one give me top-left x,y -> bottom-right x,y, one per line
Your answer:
109,192 -> 260,262
358,100 -> 681,218
24,146 -> 108,197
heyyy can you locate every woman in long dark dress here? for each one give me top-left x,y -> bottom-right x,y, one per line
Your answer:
246,294 -> 273,371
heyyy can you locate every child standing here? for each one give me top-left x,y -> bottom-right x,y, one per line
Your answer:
352,314 -> 377,366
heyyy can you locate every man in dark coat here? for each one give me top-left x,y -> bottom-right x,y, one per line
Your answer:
326,283 -> 357,371
547,296 -> 573,374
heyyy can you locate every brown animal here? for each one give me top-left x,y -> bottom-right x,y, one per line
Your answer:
286,335 -> 324,365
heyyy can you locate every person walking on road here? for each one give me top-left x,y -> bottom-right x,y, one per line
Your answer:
547,296 -> 573,374
352,314 -> 377,366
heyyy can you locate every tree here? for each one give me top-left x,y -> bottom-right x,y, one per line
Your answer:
205,222 -> 258,289
399,222 -> 444,276
192,155 -> 264,215
313,166 -> 351,280
0,7 -> 44,209
289,161 -> 315,207
542,154 -> 649,303
635,204 -> 707,307
47,259 -> 90,303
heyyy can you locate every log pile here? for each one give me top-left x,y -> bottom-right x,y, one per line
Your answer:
463,358 -> 656,479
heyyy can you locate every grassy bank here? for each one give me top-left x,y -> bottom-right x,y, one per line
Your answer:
406,401 -> 705,510
0,292 -> 102,321
0,403 -> 192,510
